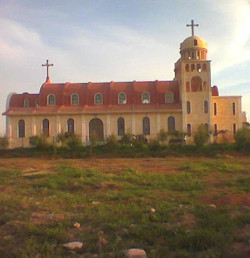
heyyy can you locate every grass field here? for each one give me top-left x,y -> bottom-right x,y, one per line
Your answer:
0,157 -> 249,257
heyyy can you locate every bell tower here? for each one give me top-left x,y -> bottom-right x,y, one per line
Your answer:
174,21 -> 212,142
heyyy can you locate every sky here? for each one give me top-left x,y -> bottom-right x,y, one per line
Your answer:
0,0 -> 249,135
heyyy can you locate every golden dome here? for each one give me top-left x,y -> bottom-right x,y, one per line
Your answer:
180,36 -> 207,51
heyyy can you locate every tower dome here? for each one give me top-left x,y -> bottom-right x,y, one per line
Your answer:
180,36 -> 208,60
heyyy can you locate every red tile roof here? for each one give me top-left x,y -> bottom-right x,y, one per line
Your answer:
3,80 -> 182,115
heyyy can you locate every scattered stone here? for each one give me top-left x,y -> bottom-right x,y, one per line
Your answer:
62,241 -> 84,250
150,208 -> 156,213
92,201 -> 100,205
126,248 -> 147,258
209,204 -> 217,209
98,237 -> 108,246
74,222 -> 80,228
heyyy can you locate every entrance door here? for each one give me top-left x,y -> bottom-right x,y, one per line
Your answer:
89,118 -> 104,141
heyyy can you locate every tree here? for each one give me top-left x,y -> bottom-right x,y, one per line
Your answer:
193,124 -> 209,147
29,135 -> 49,150
234,127 -> 250,151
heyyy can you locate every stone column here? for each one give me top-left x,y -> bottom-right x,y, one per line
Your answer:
156,114 -> 161,134
132,114 -> 135,135
56,116 -> 61,134
81,115 -> 86,144
106,114 -> 111,140
32,117 -> 36,135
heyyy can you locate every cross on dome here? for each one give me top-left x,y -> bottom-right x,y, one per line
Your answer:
186,20 -> 199,36
42,59 -> 53,82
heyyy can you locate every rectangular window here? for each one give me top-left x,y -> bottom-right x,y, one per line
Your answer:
232,103 -> 236,115
214,124 -> 217,136
214,103 -> 217,116
204,101 -> 208,113
187,101 -> 191,114
233,123 -> 236,135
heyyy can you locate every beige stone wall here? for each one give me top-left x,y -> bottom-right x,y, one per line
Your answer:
211,96 -> 242,143
175,58 -> 212,144
7,111 -> 183,148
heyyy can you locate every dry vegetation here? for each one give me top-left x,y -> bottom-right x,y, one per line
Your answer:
0,156 -> 249,257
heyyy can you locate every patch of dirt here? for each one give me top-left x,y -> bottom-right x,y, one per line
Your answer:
180,213 -> 196,229
30,212 -> 66,225
230,242 -> 250,257
198,192 -> 250,208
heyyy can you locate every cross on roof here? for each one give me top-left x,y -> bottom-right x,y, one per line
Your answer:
42,59 -> 53,82
186,20 -> 199,36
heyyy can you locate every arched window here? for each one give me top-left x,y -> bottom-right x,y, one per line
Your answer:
165,92 -> 174,103
187,124 -> 191,137
197,64 -> 201,72
202,63 -> 207,71
186,81 -> 190,92
117,117 -> 125,136
204,100 -> 209,113
94,93 -> 103,104
67,118 -> 74,134
118,92 -> 126,104
187,101 -> 191,114
89,118 -> 104,141
168,116 -> 175,132
194,39 -> 198,46
143,117 -> 150,135
191,64 -> 195,71
185,64 -> 189,72
18,120 -> 25,138
142,92 -> 150,104
191,76 -> 202,92
48,94 -> 56,105
197,51 -> 200,59
42,119 -> 49,137
24,99 -> 29,107
71,94 -> 79,105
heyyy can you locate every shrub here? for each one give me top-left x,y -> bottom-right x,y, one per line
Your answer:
158,129 -> 168,143
193,124 -> 209,147
29,135 -> 49,150
66,134 -> 82,152
119,133 -> 133,145
106,134 -> 119,147
0,136 -> 9,149
234,127 -> 250,151
148,140 -> 161,152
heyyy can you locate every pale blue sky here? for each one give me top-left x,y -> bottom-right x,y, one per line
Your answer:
0,0 -> 249,134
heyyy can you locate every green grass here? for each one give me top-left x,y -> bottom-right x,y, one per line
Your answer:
0,158 -> 249,257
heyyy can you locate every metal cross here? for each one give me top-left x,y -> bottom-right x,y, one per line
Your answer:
186,20 -> 199,36
42,59 -> 53,81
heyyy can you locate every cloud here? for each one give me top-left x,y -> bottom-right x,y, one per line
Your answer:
208,0 -> 250,73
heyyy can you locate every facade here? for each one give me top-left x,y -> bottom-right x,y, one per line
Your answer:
3,30 -> 243,148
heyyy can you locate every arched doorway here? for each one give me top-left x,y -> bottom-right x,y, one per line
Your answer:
89,118 -> 104,141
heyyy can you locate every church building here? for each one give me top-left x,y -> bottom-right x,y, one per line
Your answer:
3,21 -> 243,148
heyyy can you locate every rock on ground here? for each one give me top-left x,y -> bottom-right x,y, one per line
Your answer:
126,248 -> 147,258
